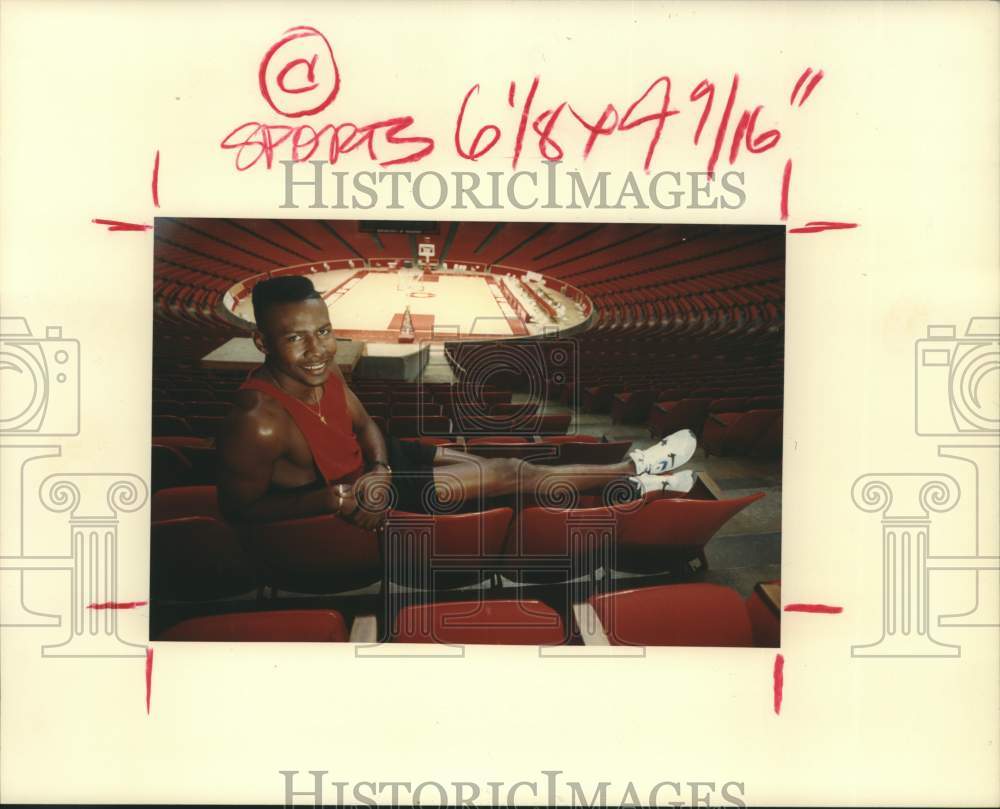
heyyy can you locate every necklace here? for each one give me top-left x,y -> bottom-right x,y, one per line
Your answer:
266,367 -> 327,424
306,393 -> 327,424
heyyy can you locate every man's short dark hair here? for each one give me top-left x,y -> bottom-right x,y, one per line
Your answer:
251,275 -> 322,328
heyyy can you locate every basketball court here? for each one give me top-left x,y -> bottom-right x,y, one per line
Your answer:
229,266 -> 588,342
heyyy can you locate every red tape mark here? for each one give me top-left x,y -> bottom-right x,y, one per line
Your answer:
785,603 -> 843,614
92,218 -> 152,232
87,601 -> 147,610
789,221 -> 858,234
773,653 -> 784,715
152,150 -> 161,208
145,647 -> 154,715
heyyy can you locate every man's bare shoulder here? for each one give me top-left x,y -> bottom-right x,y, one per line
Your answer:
219,389 -> 291,452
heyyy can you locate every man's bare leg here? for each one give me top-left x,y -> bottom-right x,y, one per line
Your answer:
429,453 -> 637,504
420,428 -> 701,506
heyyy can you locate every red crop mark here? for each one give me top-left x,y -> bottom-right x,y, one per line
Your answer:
790,69 -> 812,106
145,647 -> 154,715
92,218 -> 152,232
780,159 -> 792,220
706,74 -> 738,179
773,653 -> 784,715
799,70 -> 824,106
511,77 -> 540,170
785,603 -> 843,614
87,601 -> 147,610
789,221 -> 858,234
152,150 -> 160,208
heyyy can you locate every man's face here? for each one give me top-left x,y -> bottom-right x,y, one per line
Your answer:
253,297 -> 338,391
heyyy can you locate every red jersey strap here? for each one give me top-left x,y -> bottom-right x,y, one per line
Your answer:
240,371 -> 364,485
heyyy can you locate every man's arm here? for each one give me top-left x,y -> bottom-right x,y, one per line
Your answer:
216,394 -> 340,523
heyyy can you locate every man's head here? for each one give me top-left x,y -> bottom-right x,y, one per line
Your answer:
251,276 -> 337,392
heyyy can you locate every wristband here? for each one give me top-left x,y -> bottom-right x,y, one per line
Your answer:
372,461 -> 392,473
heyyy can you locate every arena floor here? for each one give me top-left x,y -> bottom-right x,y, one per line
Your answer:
231,268 -> 585,341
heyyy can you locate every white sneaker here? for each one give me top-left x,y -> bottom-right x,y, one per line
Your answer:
628,429 -> 697,475
630,470 -> 697,496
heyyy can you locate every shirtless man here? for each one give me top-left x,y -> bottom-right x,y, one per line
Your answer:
217,276 -> 697,531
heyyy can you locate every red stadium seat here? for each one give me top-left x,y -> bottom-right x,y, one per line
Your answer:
703,409 -> 779,456
462,443 -> 551,460
537,434 -> 600,445
393,600 -> 567,645
534,414 -> 572,435
170,387 -> 217,401
388,415 -> 450,438
588,584 -> 753,647
647,398 -> 712,438
505,505 -> 619,583
151,485 -> 223,522
490,402 -> 540,417
540,440 -> 631,465
750,410 -> 783,459
614,492 -> 765,573
467,435 -> 536,445
363,402 -> 389,419
185,415 -> 224,439
151,517 -> 257,601
611,389 -> 656,424
745,580 -> 781,647
708,397 -> 749,413
178,444 -> 217,485
185,400 -> 230,418
153,399 -> 185,417
381,508 -> 512,590
581,383 -> 624,413
151,444 -> 192,492
397,436 -> 455,449
152,415 -> 192,436
157,609 -> 349,642
150,435 -> 211,449
250,514 -> 381,595
390,402 -> 443,417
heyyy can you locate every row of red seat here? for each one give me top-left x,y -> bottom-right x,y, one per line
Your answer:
151,484 -> 763,600
156,581 -> 780,647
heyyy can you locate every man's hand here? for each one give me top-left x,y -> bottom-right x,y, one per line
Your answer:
339,471 -> 393,531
